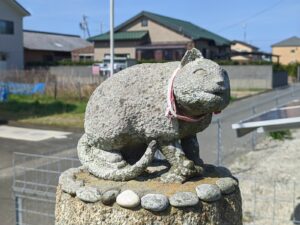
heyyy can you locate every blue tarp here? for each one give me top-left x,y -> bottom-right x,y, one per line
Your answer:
0,82 -> 45,95
0,82 -> 45,102
0,84 -> 8,102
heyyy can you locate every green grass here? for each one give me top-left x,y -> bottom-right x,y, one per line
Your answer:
0,94 -> 239,128
268,130 -> 292,141
0,94 -> 87,128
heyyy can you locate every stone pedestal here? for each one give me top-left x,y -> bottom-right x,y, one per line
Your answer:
55,166 -> 242,225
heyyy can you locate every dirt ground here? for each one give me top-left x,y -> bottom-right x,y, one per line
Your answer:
229,129 -> 300,225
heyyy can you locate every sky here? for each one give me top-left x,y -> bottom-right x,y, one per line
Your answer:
18,0 -> 300,52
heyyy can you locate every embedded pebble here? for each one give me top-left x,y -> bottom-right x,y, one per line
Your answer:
216,177 -> 238,194
102,189 -> 120,205
116,190 -> 140,208
61,180 -> 83,195
169,192 -> 199,207
141,194 -> 169,212
195,184 -> 221,202
76,186 -> 101,203
59,168 -> 84,194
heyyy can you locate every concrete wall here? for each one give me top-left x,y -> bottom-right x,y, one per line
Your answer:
223,65 -> 287,89
272,46 -> 300,65
0,0 -> 25,70
49,66 -> 93,77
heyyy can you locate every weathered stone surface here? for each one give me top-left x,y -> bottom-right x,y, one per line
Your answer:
196,184 -> 221,202
169,192 -> 199,207
76,187 -> 101,203
101,189 -> 120,205
216,177 -> 238,194
141,194 -> 169,212
77,48 -> 231,182
55,184 -> 243,225
58,167 -> 84,194
116,190 -> 140,208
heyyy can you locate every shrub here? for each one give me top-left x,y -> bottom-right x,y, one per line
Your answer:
268,130 -> 292,140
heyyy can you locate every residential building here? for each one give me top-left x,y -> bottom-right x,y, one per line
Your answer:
24,30 -> 93,66
272,36 -> 300,65
0,0 -> 30,70
89,11 -> 231,62
71,45 -> 94,62
231,40 -> 261,62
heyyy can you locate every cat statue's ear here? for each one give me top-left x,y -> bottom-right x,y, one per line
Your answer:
180,48 -> 204,68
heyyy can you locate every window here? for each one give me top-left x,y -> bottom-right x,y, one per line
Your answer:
0,20 -> 14,34
0,53 -> 7,61
43,55 -> 54,62
79,55 -> 94,62
141,18 -> 148,27
163,50 -> 173,60
202,48 -> 207,58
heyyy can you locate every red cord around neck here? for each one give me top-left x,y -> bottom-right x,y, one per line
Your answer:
165,66 -> 206,123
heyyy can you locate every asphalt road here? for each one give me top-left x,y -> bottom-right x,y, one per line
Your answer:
198,83 -> 300,166
0,130 -> 82,225
1,83 -> 300,225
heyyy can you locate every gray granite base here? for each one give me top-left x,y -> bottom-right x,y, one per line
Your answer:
55,166 -> 243,225
56,185 -> 242,225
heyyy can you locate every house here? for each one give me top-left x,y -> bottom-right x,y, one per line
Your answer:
88,11 -> 231,62
71,45 -> 94,62
231,40 -> 261,62
0,0 -> 30,70
23,30 -> 93,66
272,36 -> 300,65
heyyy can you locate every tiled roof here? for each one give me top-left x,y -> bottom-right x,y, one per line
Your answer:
272,36 -> 300,47
113,11 -> 230,46
88,31 -> 148,41
24,30 -> 92,52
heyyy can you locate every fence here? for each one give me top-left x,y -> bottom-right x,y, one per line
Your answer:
238,176 -> 300,225
198,84 -> 300,167
0,68 -> 105,100
11,152 -> 300,225
13,152 -> 80,225
9,84 -> 300,225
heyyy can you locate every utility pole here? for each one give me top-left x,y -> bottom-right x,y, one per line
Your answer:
79,15 -> 91,38
100,21 -> 103,34
243,23 -> 247,42
83,15 -> 91,38
110,0 -> 114,76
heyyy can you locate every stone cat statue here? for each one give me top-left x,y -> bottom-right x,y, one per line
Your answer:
78,48 -> 230,183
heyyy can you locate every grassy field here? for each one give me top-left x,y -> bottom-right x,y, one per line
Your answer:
0,95 -> 87,128
0,93 -> 241,129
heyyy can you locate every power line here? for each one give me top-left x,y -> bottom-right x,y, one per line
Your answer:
79,15 -> 91,38
218,0 -> 285,32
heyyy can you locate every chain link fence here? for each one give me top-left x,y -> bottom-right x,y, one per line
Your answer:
13,152 -> 80,225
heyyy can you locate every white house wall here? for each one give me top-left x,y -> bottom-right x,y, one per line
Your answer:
0,0 -> 25,70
